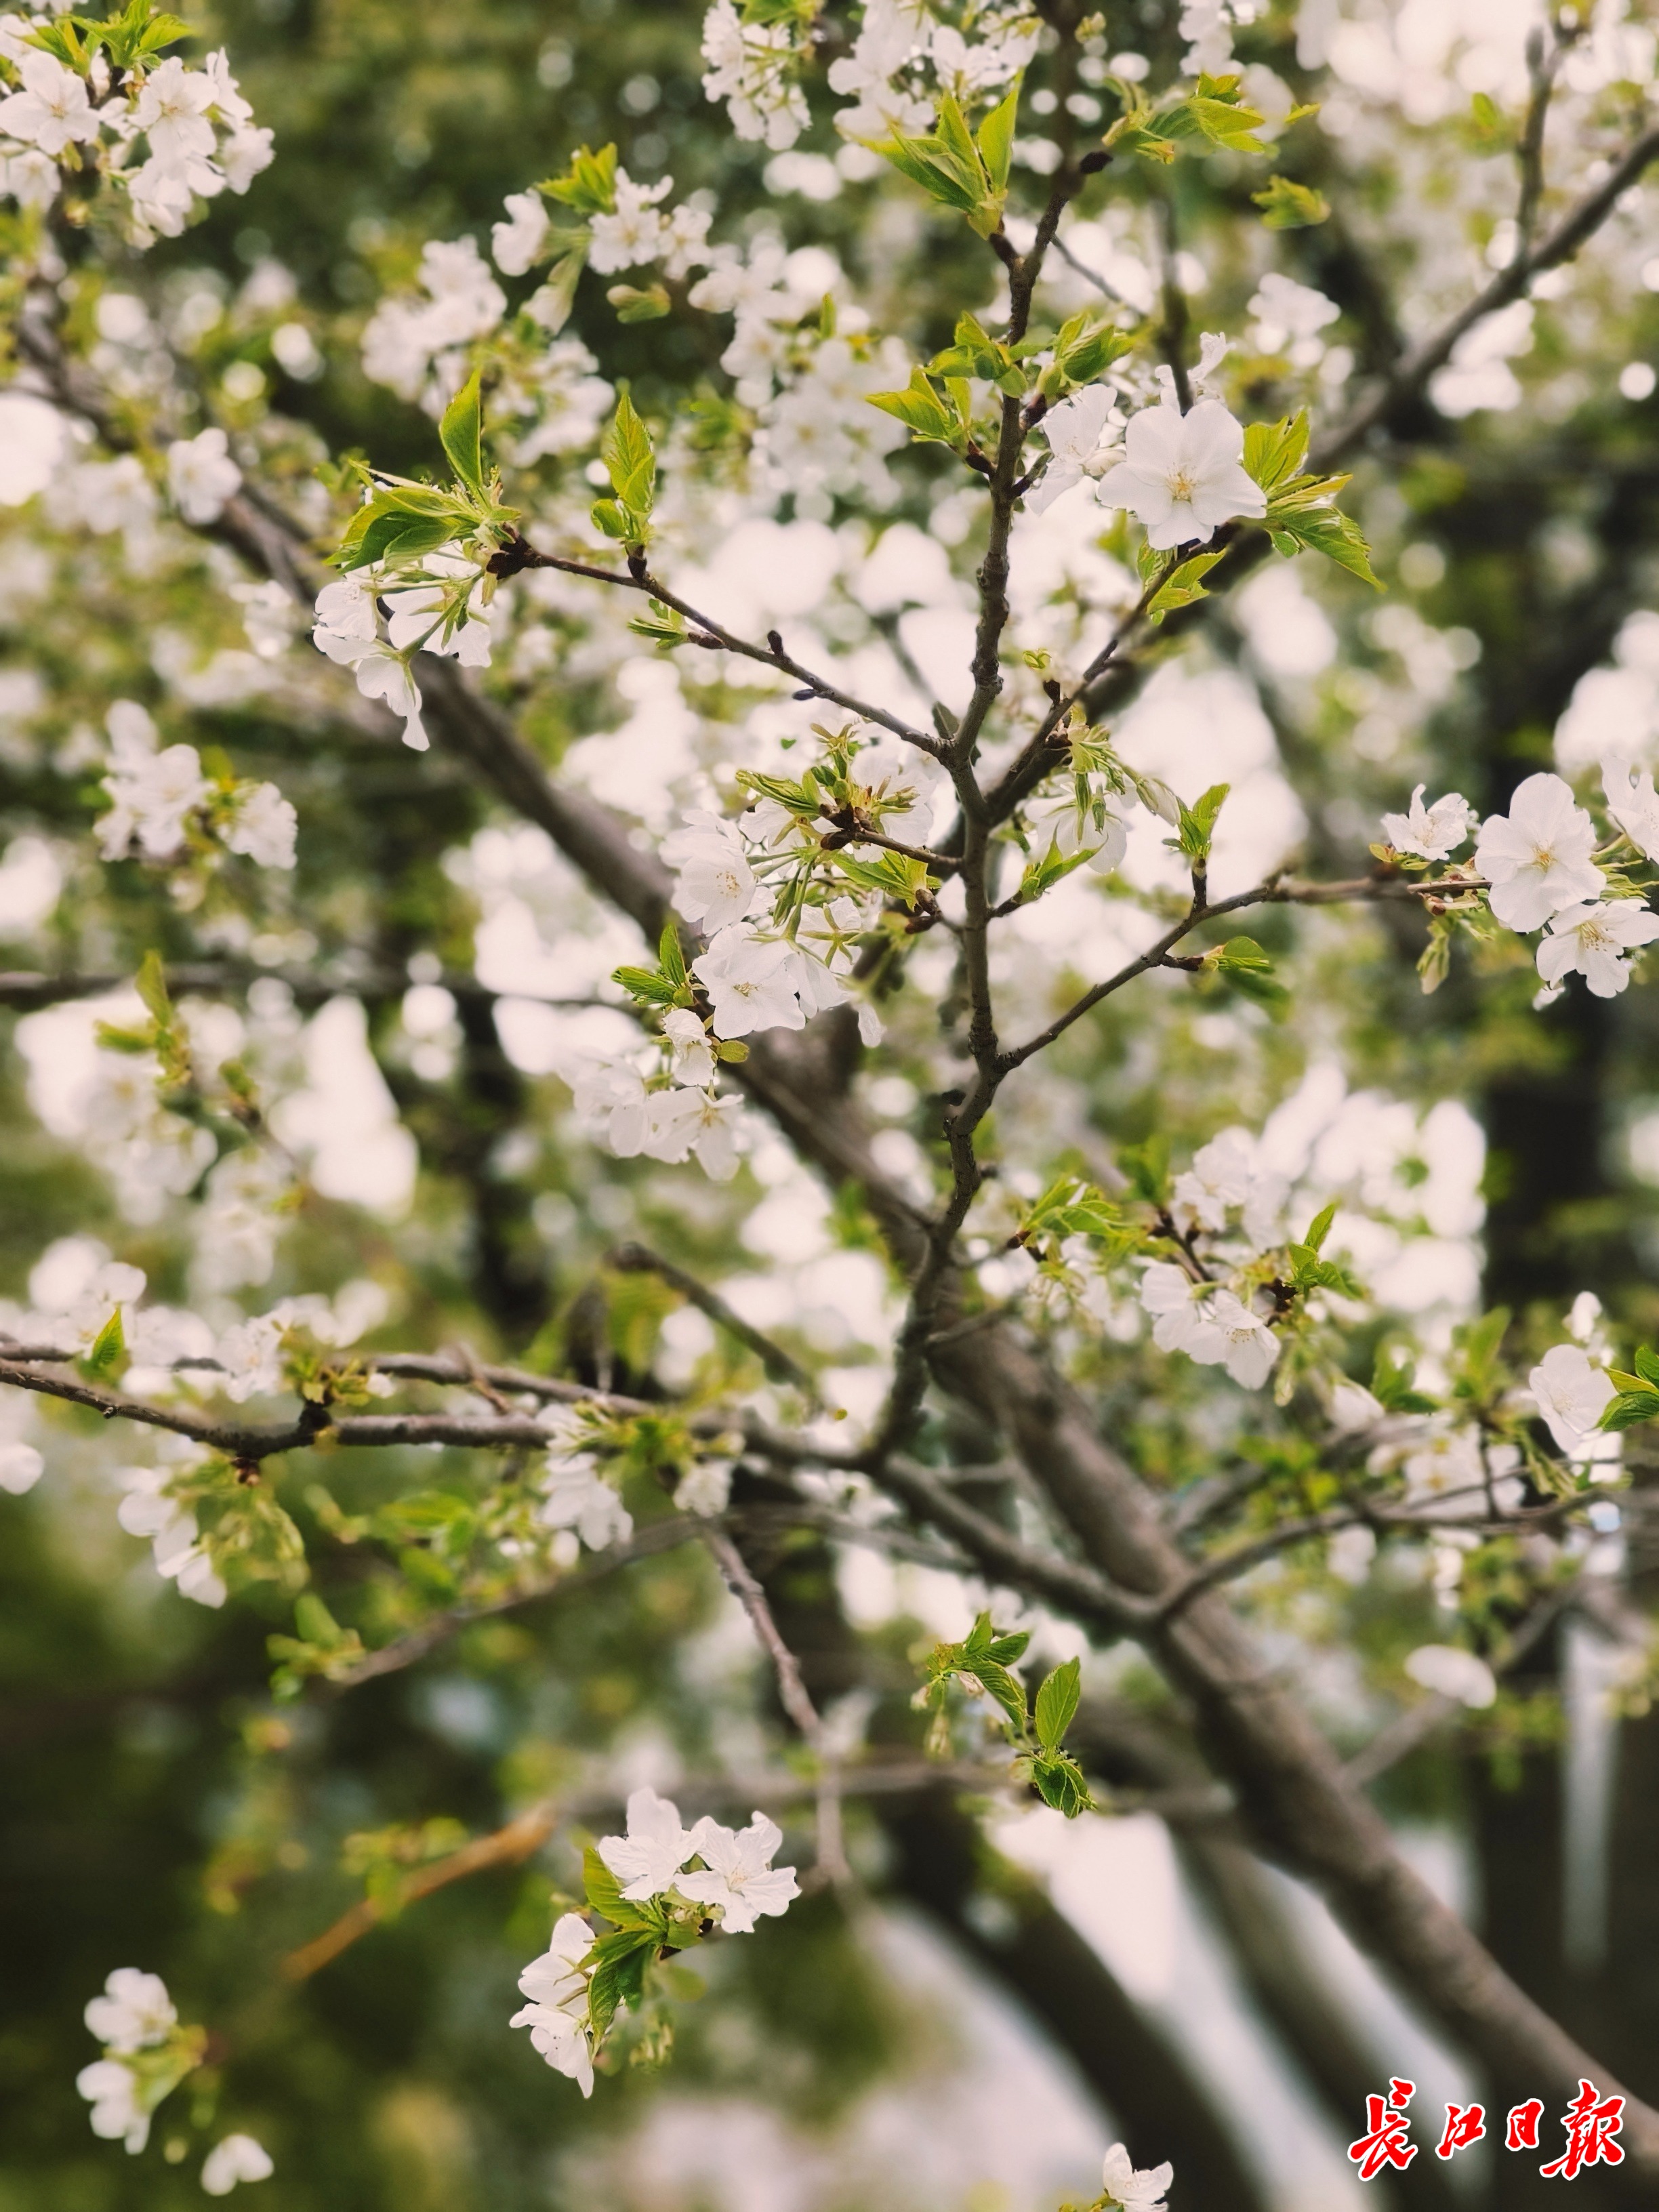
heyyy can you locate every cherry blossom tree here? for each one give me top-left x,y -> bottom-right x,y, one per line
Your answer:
6,2 -> 1659,2207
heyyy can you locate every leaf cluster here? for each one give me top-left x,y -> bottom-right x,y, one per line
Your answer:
878,82 -> 1019,241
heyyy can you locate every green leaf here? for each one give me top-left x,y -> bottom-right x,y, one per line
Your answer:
976,77 -> 1021,194
1033,1658 -> 1081,1752
587,1927 -> 651,2039
591,498 -> 631,541
134,948 -> 172,1027
1030,1751 -> 1095,1817
1252,174 -> 1332,229
544,143 -> 618,216
1633,1345 -> 1659,1389
1051,316 -> 1133,388
1147,550 -> 1224,622
867,369 -> 960,445
658,921 -> 689,994
1174,782 -> 1229,863
970,1658 -> 1030,1736
1268,500 -> 1380,588
1302,1200 -> 1338,1254
83,1306 -> 126,1379
1183,92 -> 1268,152
602,391 -> 656,525
583,1845 -> 653,1929
629,600 -> 689,649
1120,1132 -> 1170,1207
608,281 -> 672,323
438,369 -> 485,493
1244,411 -> 1310,494
1601,1390 -> 1659,1433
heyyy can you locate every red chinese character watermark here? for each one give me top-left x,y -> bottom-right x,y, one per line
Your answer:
1539,2081 -> 1625,2179
1349,2080 -> 1416,2179
1435,2104 -> 1486,2160
1507,2100 -> 1544,2151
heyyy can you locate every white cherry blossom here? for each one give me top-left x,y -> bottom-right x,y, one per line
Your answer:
588,169 -> 672,274
538,1456 -> 633,1551
598,1787 -> 697,1900
382,550 -> 492,668
701,0 -> 809,149
200,2135 -> 274,2196
662,810 -> 758,931
1405,1643 -> 1497,1709
98,736 -> 210,862
1380,785 -> 1475,861
0,52 -> 100,157
0,1440 -> 43,1493
662,1008 -> 716,1088
1137,1261 -> 1218,1357
680,1811 -> 800,1932
675,1459 -> 733,1516
509,1912 -> 595,2096
1100,2140 -> 1174,2211
1536,900 -> 1659,998
693,926 -> 806,1038
218,126 -> 273,193
167,427 -> 242,525
1097,397 -> 1266,550
1025,384 -> 1125,516
76,2058 -> 150,2152
1473,773 -> 1603,931
1201,1288 -> 1279,1389
134,56 -> 217,168
492,188 -> 550,276
643,1085 -> 746,1180
1529,1342 -> 1615,1455
571,1055 -> 651,1157
85,1968 -> 176,2053
224,782 -> 298,870
116,1470 -> 228,1608
312,577 -> 428,750
1606,764 -> 1659,859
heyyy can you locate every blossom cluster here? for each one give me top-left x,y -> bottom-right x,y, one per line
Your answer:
824,0 -> 1038,148
97,697 -> 296,869
0,29 -> 270,243
312,561 -> 495,754
510,1787 -> 798,2095
1379,770 -> 1659,1002
77,1969 -> 270,2192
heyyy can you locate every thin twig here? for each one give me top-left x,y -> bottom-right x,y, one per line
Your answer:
702,1527 -> 851,1888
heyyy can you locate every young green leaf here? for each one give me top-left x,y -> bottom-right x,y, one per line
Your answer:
1030,1751 -> 1095,1817
438,369 -> 485,493
583,1845 -> 653,1929
602,392 -> 657,525
1147,550 -> 1225,622
83,1305 -> 127,1379
544,143 -> 619,216
1301,1200 -> 1338,1254
1033,1657 -> 1082,1752
975,77 -> 1021,194
1252,174 -> 1332,228
1174,782 -> 1230,863
134,948 -> 173,1027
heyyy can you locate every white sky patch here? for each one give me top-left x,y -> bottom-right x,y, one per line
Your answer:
1113,664 -> 1307,899
0,394 -> 68,506
1555,609 -> 1659,779
0,834 -> 61,934
998,1808 -> 1374,2211
1236,563 -> 1338,680
268,996 -> 415,1216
